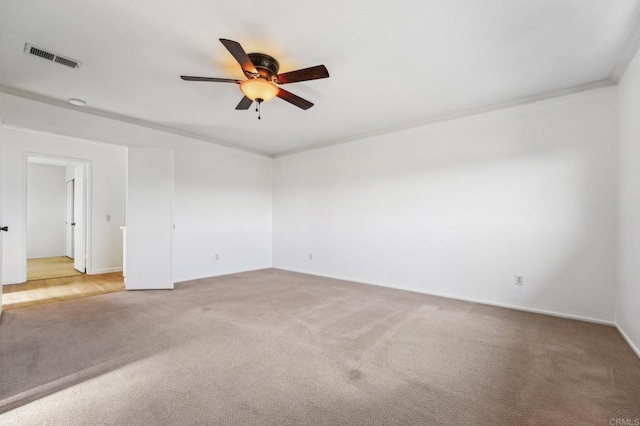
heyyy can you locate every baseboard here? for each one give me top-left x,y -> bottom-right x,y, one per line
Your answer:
273,267 -> 615,326
26,254 -> 67,259
617,324 -> 640,359
2,277 -> 26,286
175,267 -> 273,284
87,267 -> 122,275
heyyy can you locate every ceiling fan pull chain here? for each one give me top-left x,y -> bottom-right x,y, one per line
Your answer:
258,100 -> 262,120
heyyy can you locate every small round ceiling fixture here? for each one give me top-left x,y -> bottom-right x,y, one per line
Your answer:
68,98 -> 86,107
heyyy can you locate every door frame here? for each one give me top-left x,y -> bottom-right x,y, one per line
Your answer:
65,179 -> 75,258
22,153 -> 93,282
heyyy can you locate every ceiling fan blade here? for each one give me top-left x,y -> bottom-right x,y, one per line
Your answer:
276,65 -> 329,84
180,76 -> 241,83
235,96 -> 253,110
219,38 -> 259,76
277,88 -> 314,110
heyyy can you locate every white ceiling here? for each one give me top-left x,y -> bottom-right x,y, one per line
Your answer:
1,1 -> 639,155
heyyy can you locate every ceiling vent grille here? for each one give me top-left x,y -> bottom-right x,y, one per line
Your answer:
24,44 -> 82,68
54,56 -> 80,68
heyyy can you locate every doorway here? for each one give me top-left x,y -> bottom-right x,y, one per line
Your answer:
25,156 -> 88,281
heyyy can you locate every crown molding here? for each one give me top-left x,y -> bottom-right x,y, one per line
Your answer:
0,85 -> 273,158
274,79 -> 615,158
611,19 -> 640,83
0,79 -> 617,160
2,123 -> 132,150
273,15 -> 639,157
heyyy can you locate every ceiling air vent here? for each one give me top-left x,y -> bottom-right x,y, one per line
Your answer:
28,45 -> 55,61
24,44 -> 82,68
54,56 -> 80,68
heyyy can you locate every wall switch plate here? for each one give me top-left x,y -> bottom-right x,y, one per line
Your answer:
515,275 -> 524,286
106,214 -> 111,222
215,254 -> 219,261
309,253 -> 313,260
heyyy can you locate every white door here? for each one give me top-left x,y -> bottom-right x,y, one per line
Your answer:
65,179 -> 74,258
126,147 -> 174,290
0,135 -> 4,317
73,166 -> 85,273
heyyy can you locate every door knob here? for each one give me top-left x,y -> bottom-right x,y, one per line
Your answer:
1,226 -> 8,232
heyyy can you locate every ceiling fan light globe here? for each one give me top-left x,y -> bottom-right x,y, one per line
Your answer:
239,78 -> 278,102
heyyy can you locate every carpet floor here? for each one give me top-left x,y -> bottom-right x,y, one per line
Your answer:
27,256 -> 83,281
0,269 -> 638,425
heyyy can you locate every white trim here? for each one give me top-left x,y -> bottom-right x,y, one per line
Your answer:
87,267 -> 123,275
0,85 -> 272,158
4,124 -> 128,151
174,267 -> 273,284
611,22 -> 640,83
273,268 -> 615,326
0,120 -> 3,317
170,149 -> 175,289
617,324 -> 640,359
3,277 -> 25,285
274,80 -> 615,158
25,254 -> 67,259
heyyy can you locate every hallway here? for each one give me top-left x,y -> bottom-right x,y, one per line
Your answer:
27,256 -> 83,281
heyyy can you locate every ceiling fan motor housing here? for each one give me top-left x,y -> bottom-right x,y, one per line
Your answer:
248,53 -> 280,81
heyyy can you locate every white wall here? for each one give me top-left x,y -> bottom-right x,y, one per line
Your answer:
617,48 -> 640,355
0,93 -> 273,284
26,163 -> 66,258
274,87 -> 618,323
172,143 -> 272,281
2,128 -> 127,283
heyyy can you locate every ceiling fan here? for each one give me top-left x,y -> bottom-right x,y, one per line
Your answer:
181,39 -> 330,119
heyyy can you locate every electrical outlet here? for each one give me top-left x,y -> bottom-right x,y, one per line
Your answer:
215,254 -> 219,261
515,275 -> 524,286
106,214 -> 111,222
309,253 -> 313,260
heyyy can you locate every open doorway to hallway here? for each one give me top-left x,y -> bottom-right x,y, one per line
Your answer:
1,151 -> 126,311
25,156 -> 87,281
0,130 -> 129,313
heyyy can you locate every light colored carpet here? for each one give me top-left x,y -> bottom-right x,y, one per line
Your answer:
0,269 -> 638,425
27,256 -> 83,281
